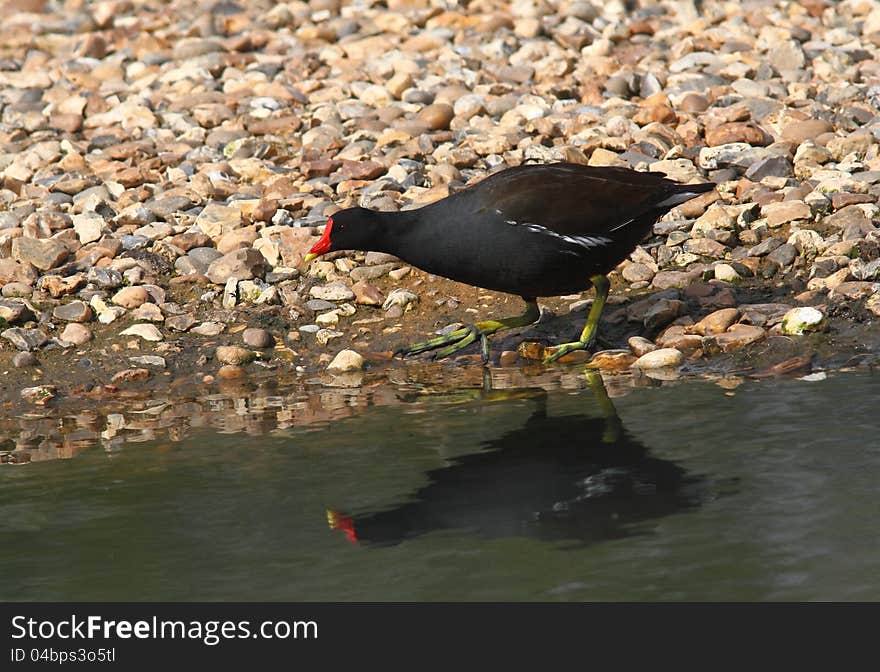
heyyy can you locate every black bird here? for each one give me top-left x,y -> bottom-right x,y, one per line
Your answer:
326,376 -> 710,547
304,163 -> 714,363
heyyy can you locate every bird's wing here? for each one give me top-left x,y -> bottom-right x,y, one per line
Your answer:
469,164 -> 710,238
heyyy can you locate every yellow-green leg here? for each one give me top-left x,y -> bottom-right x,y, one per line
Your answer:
398,298 -> 540,363
544,275 -> 610,365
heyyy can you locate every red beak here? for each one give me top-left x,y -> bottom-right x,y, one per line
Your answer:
304,217 -> 333,262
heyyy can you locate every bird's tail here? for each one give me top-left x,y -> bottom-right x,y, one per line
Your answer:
654,181 -> 716,209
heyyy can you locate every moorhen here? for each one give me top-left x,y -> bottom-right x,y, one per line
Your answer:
304,163 -> 714,363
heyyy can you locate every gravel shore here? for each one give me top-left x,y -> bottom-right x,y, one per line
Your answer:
2,0 -> 880,416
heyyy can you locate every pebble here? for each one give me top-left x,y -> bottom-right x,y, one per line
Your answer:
632,348 -> 684,370
691,309 -> 741,336
12,352 -> 38,368
627,336 -> 658,357
129,356 -> 166,369
326,349 -> 365,373
217,364 -> 246,380
242,328 -> 275,349
60,323 -> 92,345
781,307 -> 826,335
215,345 -> 256,365
191,322 -> 225,337
20,386 -> 56,405
52,301 -> 93,323
310,282 -> 355,302
1,328 -> 49,351
113,368 -> 151,383
112,286 -> 149,309
119,324 -> 164,342
0,299 -> 33,325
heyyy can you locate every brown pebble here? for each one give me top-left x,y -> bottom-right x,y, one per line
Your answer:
112,368 -> 151,383
499,350 -> 518,366
242,327 -> 275,348
217,364 -> 245,379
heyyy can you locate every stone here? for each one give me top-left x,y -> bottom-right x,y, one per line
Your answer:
644,299 -> 685,331
13,351 -> 38,367
655,326 -> 704,352
587,350 -> 637,372
113,368 -> 151,383
217,227 -> 260,254
130,355 -> 166,368
72,212 -> 106,244
383,288 -> 419,311
745,156 -> 793,181
191,322 -> 225,336
90,296 -> 126,324
713,263 -> 742,282
242,328 -> 275,348
352,280 -> 385,306
1,327 -> 49,351
166,314 -> 197,332
780,307 -> 826,335
20,385 -> 56,405
0,299 -> 33,325
691,308 -> 740,336
217,364 -> 246,380
41,275 -> 86,298
651,271 -> 698,289
52,301 -> 92,323
416,104 -> 454,130
60,323 -> 91,345
705,122 -> 767,147
119,324 -> 163,341
130,303 -> 164,322
310,282 -> 355,302
88,267 -> 123,289
622,262 -> 655,283
767,244 -> 798,269
327,349 -> 365,373
762,200 -> 812,227
632,348 -> 683,369
781,119 -> 833,145
206,248 -> 266,284
215,345 -> 256,365
1,282 -> 33,298
712,324 -> 766,352
627,336 -> 657,357
499,350 -> 518,366
112,286 -> 149,308
11,237 -> 68,271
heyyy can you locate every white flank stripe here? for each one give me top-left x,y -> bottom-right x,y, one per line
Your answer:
504,219 -> 612,250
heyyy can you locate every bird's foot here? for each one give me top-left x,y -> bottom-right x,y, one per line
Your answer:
542,337 -> 597,365
396,325 -> 492,363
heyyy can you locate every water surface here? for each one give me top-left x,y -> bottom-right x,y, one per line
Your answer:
1,370 -> 878,601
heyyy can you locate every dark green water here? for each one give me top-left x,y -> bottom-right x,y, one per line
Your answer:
1,371 -> 878,601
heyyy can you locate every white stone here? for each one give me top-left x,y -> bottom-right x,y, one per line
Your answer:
326,349 -> 365,373
780,307 -> 826,335
120,323 -> 164,341
632,348 -> 683,369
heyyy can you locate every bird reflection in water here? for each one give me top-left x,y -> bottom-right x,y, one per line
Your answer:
328,372 -> 714,547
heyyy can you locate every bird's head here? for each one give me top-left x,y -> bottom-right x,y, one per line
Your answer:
303,207 -> 382,263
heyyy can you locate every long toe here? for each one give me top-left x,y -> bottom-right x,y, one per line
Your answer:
543,339 -> 595,364
397,326 -> 476,358
429,327 -> 480,359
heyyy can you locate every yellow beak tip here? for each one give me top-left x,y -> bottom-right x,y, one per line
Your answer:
303,253 -> 318,263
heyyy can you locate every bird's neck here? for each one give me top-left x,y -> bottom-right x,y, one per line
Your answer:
367,209 -> 421,257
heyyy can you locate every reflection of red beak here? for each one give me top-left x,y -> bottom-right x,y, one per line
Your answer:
327,509 -> 358,544
304,217 -> 333,263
